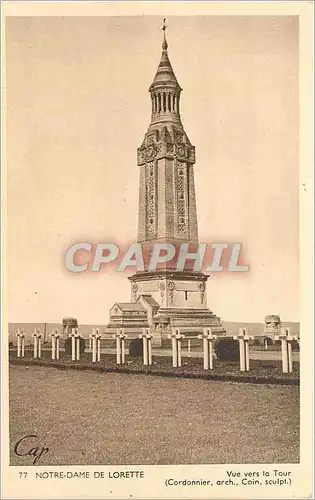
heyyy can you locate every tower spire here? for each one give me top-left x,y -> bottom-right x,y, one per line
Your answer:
149,19 -> 182,127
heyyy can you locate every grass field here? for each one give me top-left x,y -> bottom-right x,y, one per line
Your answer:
9,365 -> 299,466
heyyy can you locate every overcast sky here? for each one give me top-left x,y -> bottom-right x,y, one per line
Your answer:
6,15 -> 299,323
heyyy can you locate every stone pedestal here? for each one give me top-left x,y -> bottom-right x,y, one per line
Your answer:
129,270 -> 225,345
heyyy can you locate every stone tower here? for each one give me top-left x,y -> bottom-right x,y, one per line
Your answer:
125,30 -> 225,344
136,34 -> 198,246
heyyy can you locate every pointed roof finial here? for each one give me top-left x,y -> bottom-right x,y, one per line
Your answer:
149,18 -> 181,91
161,18 -> 168,51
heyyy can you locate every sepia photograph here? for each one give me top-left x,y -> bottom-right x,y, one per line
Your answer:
1,3 -> 313,499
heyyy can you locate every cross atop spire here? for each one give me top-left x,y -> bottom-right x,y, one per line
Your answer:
161,18 -> 168,51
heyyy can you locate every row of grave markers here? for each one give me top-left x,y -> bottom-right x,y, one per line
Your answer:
15,327 -> 299,374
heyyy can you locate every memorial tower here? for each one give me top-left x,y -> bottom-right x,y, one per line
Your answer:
107,25 -> 225,344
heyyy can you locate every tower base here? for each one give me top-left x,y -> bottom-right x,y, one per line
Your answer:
106,270 -> 225,346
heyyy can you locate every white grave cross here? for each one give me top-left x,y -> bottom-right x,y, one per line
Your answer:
113,329 -> 126,365
33,329 -> 43,359
275,327 -> 299,373
16,329 -> 25,358
168,329 -> 184,368
139,329 -> 153,366
198,328 -> 217,370
90,329 -> 102,362
50,329 -> 60,360
233,328 -> 253,372
69,328 -> 81,361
